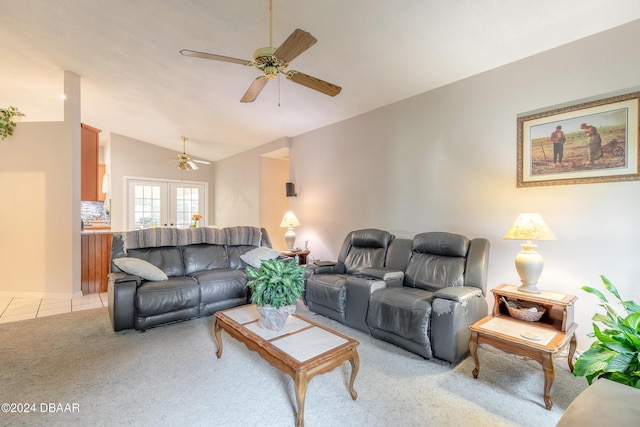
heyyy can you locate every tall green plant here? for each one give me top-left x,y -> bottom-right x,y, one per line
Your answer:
245,259 -> 305,309
0,106 -> 24,140
573,275 -> 640,388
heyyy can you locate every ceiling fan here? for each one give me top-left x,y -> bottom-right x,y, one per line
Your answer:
179,0 -> 341,103
175,136 -> 211,170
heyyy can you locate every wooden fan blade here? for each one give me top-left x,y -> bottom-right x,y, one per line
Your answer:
273,29 -> 317,63
193,159 -> 211,165
180,49 -> 251,66
240,76 -> 269,103
286,71 -> 342,97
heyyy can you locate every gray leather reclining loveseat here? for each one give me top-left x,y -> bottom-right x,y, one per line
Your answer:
304,228 -> 490,363
108,226 -> 273,331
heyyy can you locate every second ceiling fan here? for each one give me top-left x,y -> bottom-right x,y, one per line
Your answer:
180,0 -> 341,103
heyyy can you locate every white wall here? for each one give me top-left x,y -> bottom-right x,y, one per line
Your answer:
109,133 -> 215,231
214,137 -> 289,228
0,72 -> 81,298
260,156 -> 289,250
216,20 -> 640,351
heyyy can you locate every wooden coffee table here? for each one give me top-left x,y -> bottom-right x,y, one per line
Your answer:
213,304 -> 360,427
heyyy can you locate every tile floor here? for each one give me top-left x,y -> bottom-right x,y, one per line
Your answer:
0,293 -> 108,324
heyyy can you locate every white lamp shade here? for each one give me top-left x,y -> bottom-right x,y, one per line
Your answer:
503,213 -> 556,241
280,211 -> 300,228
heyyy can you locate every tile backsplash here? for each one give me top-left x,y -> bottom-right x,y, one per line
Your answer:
81,201 -> 109,222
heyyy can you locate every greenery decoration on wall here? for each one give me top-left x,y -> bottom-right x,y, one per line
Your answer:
0,106 -> 25,140
573,275 -> 640,388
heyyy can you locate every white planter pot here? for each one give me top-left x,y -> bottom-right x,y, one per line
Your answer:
257,304 -> 296,331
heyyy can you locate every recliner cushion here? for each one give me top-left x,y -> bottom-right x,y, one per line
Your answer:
344,247 -> 387,275
135,277 -> 199,316
182,244 -> 229,275
404,232 -> 469,292
404,253 -> 466,291
350,229 -> 393,248
192,269 -> 248,304
127,247 -> 185,277
367,287 -> 434,353
413,232 -> 469,257
304,274 -> 348,312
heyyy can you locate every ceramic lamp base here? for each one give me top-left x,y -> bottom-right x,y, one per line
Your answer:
515,243 -> 544,294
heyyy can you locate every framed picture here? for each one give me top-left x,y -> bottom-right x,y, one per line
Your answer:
517,91 -> 640,187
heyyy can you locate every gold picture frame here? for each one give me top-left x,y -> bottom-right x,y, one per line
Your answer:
517,91 -> 640,187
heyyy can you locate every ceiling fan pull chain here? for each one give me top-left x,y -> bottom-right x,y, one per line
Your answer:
278,73 -> 281,107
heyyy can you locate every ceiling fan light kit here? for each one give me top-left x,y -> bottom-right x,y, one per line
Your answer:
174,136 -> 211,171
180,1 -> 341,103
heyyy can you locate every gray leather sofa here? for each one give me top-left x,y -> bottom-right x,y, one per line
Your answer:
304,229 -> 490,363
108,226 -> 272,331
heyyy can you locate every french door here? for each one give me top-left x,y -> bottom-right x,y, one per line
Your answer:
126,178 -> 207,230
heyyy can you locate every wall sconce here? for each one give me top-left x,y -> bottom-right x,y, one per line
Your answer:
286,182 -> 297,197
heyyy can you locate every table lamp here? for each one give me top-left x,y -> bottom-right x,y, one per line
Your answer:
503,213 -> 557,294
280,211 -> 300,250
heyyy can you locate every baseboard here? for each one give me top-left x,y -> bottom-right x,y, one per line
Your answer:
0,290 -> 87,299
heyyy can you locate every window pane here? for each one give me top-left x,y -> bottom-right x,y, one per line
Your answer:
175,186 -> 201,228
133,184 -> 162,230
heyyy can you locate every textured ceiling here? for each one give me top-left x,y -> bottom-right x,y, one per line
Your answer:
2,1 -> 640,162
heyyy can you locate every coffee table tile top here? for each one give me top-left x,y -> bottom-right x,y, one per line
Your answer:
271,327 -> 349,362
481,316 -> 558,346
226,305 -> 350,362
225,304 -> 260,324
246,316 -> 311,341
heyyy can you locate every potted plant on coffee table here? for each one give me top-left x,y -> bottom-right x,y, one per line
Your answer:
245,258 -> 305,331
573,275 -> 640,388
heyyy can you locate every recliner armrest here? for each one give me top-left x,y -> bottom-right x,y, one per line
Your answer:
433,286 -> 483,302
109,271 -> 142,286
108,273 -> 139,331
431,286 -> 488,363
304,262 -> 346,278
361,267 -> 404,281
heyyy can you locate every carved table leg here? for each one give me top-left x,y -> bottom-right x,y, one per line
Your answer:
294,370 -> 309,427
469,331 -> 480,378
213,318 -> 223,359
348,349 -> 360,400
567,333 -> 577,372
541,352 -> 556,410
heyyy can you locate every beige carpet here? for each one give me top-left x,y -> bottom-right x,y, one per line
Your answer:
0,303 -> 587,426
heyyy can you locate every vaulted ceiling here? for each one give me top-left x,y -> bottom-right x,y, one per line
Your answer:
2,1 -> 640,162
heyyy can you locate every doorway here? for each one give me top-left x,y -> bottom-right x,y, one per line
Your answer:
125,178 -> 208,229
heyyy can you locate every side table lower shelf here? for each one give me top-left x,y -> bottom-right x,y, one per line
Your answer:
469,315 -> 578,410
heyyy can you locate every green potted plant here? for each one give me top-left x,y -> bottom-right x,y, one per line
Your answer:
573,275 -> 640,388
245,258 -> 305,331
0,106 -> 25,140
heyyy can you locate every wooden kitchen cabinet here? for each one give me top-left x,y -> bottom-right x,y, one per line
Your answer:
81,232 -> 112,294
81,123 -> 101,201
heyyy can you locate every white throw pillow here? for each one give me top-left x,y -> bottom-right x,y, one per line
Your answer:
240,246 -> 281,268
113,257 -> 168,281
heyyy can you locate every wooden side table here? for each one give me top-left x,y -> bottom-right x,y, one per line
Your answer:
281,249 -> 310,265
469,284 -> 578,410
